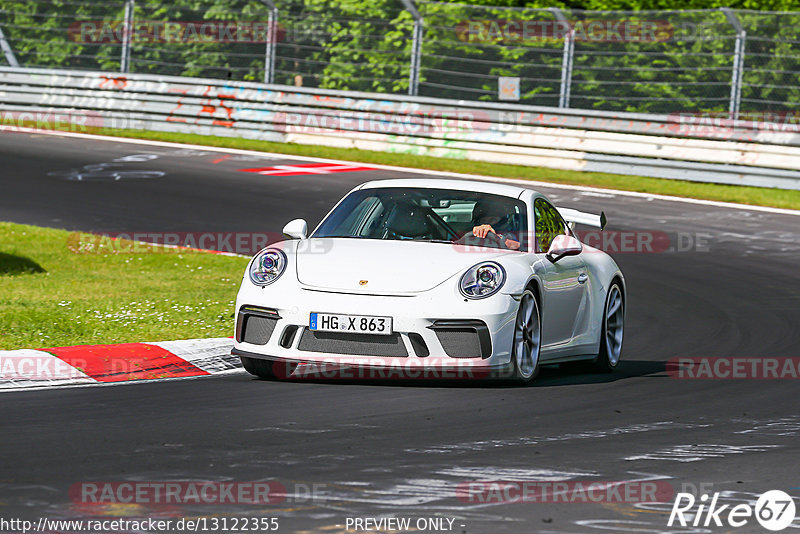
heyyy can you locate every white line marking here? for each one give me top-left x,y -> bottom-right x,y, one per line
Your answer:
5,126 -> 799,217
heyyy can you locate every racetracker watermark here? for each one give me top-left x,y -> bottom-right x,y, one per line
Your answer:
575,230 -> 709,254
69,21 -> 282,43
66,232 -> 332,256
667,357 -> 800,380
0,108 -> 158,133
667,111 -> 800,139
0,110 -> 104,133
65,230 -> 712,257
0,354 -> 88,380
456,480 -> 674,504
273,359 -> 499,381
453,231 -> 710,254
456,19 -> 674,43
0,353 -> 189,381
278,110 -> 487,135
70,481 -> 326,505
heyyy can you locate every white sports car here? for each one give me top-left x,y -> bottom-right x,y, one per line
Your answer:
232,178 -> 625,383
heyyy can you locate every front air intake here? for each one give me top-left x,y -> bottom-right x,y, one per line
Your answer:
428,320 -> 492,359
297,330 -> 408,357
236,306 -> 280,346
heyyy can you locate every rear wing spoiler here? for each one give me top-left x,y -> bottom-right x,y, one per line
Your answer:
557,207 -> 607,230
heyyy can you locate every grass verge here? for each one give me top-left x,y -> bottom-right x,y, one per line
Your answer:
96,128 -> 800,211
0,222 -> 248,350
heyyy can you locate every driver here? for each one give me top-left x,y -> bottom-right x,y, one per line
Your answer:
472,199 -> 521,250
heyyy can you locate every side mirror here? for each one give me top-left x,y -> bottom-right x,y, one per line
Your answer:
282,218 -> 308,240
546,234 -> 582,263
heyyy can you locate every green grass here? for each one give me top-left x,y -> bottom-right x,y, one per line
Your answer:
95,128 -> 800,211
0,222 -> 248,350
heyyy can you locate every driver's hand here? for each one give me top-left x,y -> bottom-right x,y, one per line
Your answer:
505,239 -> 521,251
472,224 -> 496,238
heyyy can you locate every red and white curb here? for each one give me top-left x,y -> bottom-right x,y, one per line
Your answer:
0,338 -> 240,392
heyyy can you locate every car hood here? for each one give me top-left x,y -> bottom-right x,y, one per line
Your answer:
294,238 -> 512,294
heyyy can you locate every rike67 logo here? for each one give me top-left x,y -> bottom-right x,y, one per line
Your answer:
669,490 -> 796,531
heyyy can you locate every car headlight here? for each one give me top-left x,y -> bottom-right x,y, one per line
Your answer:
459,262 -> 505,299
249,249 -> 287,286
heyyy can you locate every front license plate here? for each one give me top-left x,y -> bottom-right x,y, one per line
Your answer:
309,312 -> 393,335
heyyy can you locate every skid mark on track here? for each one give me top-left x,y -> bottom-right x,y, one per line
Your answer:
47,153 -> 165,181
406,421 -> 708,454
298,469 -> 667,514
244,426 -> 334,434
734,415 -> 800,436
435,467 -> 595,481
624,444 -> 782,462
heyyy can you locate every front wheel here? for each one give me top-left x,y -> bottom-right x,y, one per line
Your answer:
510,290 -> 541,384
240,356 -> 296,380
595,283 -> 624,372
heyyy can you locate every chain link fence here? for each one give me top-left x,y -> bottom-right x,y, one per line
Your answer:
1,0 -> 798,118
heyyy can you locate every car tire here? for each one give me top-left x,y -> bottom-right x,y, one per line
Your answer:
240,356 -> 296,380
594,282 -> 624,372
509,290 -> 541,384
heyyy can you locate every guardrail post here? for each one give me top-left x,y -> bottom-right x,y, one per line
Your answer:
721,8 -> 746,120
120,0 -> 134,73
400,0 -> 422,96
550,8 -> 574,108
260,0 -> 278,84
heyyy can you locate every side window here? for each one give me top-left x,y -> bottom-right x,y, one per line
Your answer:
534,198 -> 567,253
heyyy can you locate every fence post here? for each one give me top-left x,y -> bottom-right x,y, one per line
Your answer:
400,0 -> 422,97
721,8 -> 746,120
550,8 -> 574,108
260,0 -> 278,84
0,23 -> 19,67
120,0 -> 134,73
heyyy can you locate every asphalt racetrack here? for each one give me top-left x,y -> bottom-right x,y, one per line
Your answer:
1,131 -> 799,533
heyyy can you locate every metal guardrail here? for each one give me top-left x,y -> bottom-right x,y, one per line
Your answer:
2,67 -> 800,190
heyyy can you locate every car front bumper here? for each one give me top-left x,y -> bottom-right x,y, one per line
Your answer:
232,277 -> 521,377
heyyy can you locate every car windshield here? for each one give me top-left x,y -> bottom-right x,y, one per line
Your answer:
313,187 -> 528,251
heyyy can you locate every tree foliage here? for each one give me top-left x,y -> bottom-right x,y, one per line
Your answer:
1,0 -> 798,114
